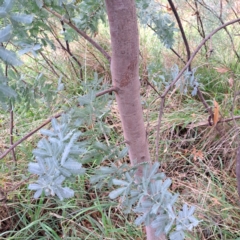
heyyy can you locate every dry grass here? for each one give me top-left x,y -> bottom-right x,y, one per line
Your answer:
1,12 -> 240,239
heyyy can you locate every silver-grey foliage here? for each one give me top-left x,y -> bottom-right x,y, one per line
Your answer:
0,0 -> 34,66
171,65 -> 201,96
0,1 -> 201,238
107,162 -> 200,239
148,62 -> 201,96
136,0 -> 176,48
28,117 -> 86,200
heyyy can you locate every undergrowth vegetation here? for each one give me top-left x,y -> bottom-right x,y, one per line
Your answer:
1,0 -> 240,239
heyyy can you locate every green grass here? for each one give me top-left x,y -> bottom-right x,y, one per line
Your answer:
1,11 -> 240,240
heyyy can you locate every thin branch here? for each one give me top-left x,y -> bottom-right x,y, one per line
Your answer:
147,23 -> 185,64
60,20 -> 70,51
220,0 -> 223,19
155,17 -> 240,160
193,0 -> 208,56
68,58 -> 79,78
167,0 -> 214,119
95,87 -> 118,97
162,17 -> 240,98
197,87 -> 213,117
142,78 -> 161,96
170,47 -> 186,64
0,87 -> 118,160
225,0 -> 240,26
169,0 -> 213,124
197,88 -> 222,134
188,115 -> 240,128
217,115 -> 240,124
10,65 -> 20,76
43,5 -> 111,63
39,51 -> 60,77
168,0 -> 191,63
49,21 -> 84,80
40,50 -> 70,80
17,48 -> 60,79
197,0 -> 240,60
0,112 -> 62,160
155,97 -> 165,162
5,64 -> 17,165
87,48 -> 107,72
0,177 -> 31,199
10,109 -> 17,165
60,20 -> 84,80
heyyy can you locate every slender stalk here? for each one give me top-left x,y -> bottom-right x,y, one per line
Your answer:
147,23 -> 186,64
167,0 -> 212,120
60,20 -> 84,81
6,64 -> 17,165
43,5 -> 111,63
10,109 -> 17,165
162,17 -> 240,98
168,0 -> 191,63
155,17 -> 240,161
155,97 -> 165,162
49,21 -> 84,80
197,0 -> 240,60
39,51 -> 60,77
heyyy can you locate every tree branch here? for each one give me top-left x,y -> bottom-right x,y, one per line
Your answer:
147,23 -> 186,64
0,87 -> 118,160
155,17 -> 240,159
5,63 -> 17,166
162,17 -> 240,98
49,20 -> 84,80
197,87 -> 213,117
155,97 -> 165,162
168,0 -> 191,63
167,0 -> 212,120
188,115 -> 240,128
197,0 -> 240,60
43,5 -> 111,63
170,47 -> 186,64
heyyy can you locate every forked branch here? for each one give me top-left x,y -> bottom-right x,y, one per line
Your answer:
43,5 -> 111,63
155,17 -> 240,161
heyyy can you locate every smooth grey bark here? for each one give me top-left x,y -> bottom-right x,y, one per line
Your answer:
105,0 -> 165,239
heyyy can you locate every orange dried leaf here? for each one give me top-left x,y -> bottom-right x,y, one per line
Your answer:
213,100 -> 219,126
191,147 -> 203,161
214,67 -> 229,73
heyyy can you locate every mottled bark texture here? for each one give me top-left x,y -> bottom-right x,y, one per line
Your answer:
105,1 -> 165,239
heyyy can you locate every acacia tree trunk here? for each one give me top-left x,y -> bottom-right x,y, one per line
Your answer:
105,1 -> 165,239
